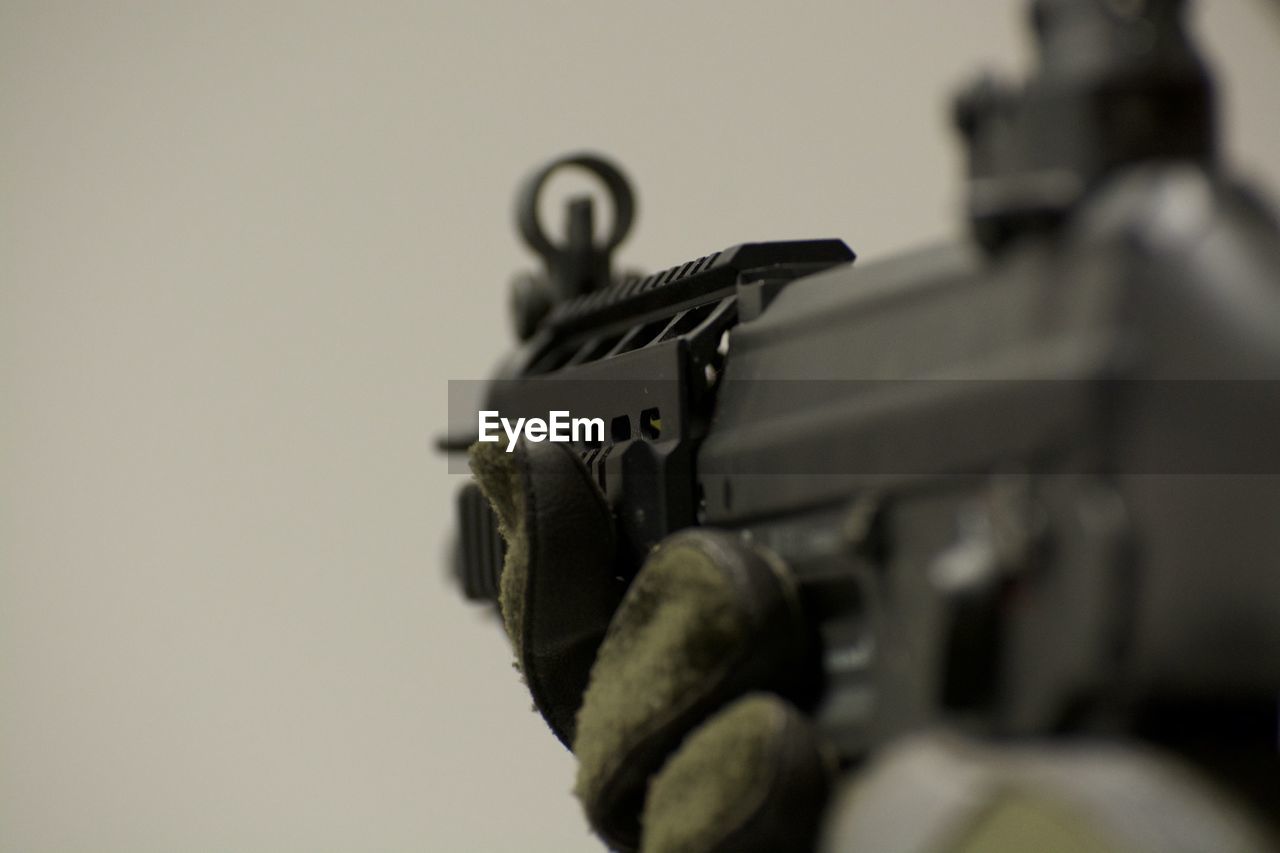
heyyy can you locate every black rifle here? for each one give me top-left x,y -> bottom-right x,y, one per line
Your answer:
445,0 -> 1280,821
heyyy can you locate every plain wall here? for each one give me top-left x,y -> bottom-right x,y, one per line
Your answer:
2,2 -> 1278,851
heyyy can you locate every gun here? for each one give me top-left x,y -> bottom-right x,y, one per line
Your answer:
444,0 -> 1280,823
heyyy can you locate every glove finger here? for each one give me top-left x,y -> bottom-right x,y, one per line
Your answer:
573,529 -> 811,850
469,439 -> 624,747
642,693 -> 835,853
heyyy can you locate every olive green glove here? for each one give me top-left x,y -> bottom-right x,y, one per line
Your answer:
471,441 -> 834,851
571,530 -> 833,852
469,439 -> 625,747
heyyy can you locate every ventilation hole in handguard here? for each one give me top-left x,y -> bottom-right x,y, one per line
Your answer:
640,407 -> 662,439
659,303 -> 717,341
611,415 -> 632,443
529,343 -> 577,374
615,317 -> 670,354
579,333 -> 625,363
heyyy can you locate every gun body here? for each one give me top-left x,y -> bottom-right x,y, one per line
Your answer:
449,0 -> 1280,817
459,160 -> 1280,760
701,165 -> 1280,758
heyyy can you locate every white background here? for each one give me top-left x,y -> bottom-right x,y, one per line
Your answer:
3,2 -> 1278,850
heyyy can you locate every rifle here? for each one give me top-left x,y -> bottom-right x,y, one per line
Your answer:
444,0 -> 1280,823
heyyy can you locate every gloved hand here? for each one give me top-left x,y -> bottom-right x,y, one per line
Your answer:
470,439 -> 833,851
469,440 -> 1279,853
